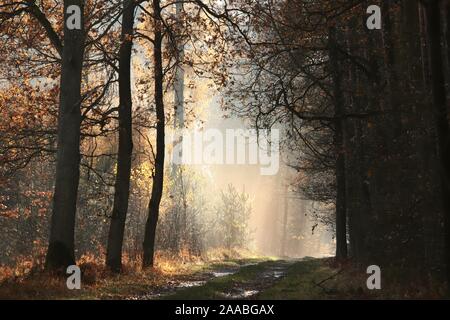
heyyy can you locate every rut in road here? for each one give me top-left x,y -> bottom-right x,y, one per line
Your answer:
128,260 -> 296,300
216,260 -> 295,299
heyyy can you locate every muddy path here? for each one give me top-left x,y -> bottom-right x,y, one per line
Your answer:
214,260 -> 295,299
157,260 -> 297,300
127,261 -> 259,300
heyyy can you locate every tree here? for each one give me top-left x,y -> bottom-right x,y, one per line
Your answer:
215,184 -> 252,250
143,0 -> 165,268
422,0 -> 450,288
328,26 -> 348,259
45,0 -> 86,270
0,0 -> 122,270
106,0 -> 136,273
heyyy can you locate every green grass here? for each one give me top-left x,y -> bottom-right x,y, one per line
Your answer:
258,258 -> 343,299
258,258 -> 448,299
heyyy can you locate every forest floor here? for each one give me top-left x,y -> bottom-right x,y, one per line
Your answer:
166,257 -> 447,300
0,256 -> 446,299
0,253 -> 272,300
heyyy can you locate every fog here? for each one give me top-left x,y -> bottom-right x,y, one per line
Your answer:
180,94 -> 335,258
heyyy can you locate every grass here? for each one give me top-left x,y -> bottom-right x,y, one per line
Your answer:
258,258 -> 357,299
258,258 -> 448,300
167,257 -> 449,300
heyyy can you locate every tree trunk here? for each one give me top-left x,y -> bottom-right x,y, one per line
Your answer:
171,2 -> 186,252
45,0 -> 85,271
447,3 -> 450,77
424,0 -> 450,288
143,0 -> 165,269
329,26 -> 348,259
106,0 -> 135,273
173,1 -> 185,166
281,184 -> 288,257
345,18 -> 366,260
382,0 -> 402,134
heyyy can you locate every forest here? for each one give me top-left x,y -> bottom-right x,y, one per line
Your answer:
0,0 -> 450,300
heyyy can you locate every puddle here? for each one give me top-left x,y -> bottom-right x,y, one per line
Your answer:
129,279 -> 207,300
213,271 -> 236,278
128,293 -> 163,300
273,271 -> 285,278
177,280 -> 206,288
221,289 -> 260,299
240,262 -> 258,268
263,267 -> 286,279
238,290 -> 259,298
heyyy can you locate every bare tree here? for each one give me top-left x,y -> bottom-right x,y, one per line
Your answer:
106,0 -> 136,273
143,0 -> 166,268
